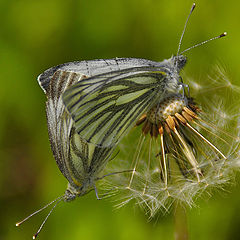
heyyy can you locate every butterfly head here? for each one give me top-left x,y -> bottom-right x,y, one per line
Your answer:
173,55 -> 187,72
63,183 -> 82,202
64,180 -> 94,202
64,188 -> 77,202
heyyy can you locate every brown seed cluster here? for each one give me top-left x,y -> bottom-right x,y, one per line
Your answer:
135,97 -> 203,181
136,96 -> 199,138
147,95 -> 187,123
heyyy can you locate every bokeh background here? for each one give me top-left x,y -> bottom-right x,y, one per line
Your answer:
1,0 -> 240,239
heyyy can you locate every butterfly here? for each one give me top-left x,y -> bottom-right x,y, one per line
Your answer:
17,3 -> 226,238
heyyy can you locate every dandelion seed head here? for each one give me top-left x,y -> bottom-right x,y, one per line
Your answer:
103,69 -> 240,217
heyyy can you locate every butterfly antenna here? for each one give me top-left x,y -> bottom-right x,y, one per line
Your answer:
177,3 -> 196,56
180,32 -> 227,55
16,195 -> 64,227
32,196 -> 63,239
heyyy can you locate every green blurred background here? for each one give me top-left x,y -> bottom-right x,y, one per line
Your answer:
0,0 -> 240,239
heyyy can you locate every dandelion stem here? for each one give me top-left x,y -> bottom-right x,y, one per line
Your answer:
174,203 -> 188,240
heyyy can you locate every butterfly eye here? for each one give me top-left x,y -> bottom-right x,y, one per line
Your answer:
178,55 -> 187,69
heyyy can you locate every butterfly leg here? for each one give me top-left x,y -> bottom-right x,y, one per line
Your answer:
94,184 -> 101,200
179,81 -> 190,97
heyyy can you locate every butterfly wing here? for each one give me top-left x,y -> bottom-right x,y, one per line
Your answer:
62,66 -> 170,147
38,70 -> 115,189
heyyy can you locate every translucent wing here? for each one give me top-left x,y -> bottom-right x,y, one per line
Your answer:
62,66 -> 169,147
